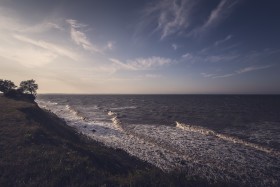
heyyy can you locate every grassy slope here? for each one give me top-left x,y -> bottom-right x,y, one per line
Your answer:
0,95 -> 208,186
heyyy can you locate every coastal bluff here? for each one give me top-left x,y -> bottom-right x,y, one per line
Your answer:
0,95 -> 206,186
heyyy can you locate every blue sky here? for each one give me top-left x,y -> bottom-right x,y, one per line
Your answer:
0,0 -> 280,94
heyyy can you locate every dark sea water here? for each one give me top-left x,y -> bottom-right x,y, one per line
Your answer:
37,95 -> 280,185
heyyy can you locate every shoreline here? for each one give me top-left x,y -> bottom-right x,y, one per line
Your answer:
39,105 -> 156,166
0,95 -> 208,186
34,95 -> 280,186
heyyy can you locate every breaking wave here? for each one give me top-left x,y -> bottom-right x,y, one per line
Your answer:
66,105 -> 87,121
36,97 -> 280,186
107,112 -> 181,155
176,121 -> 280,156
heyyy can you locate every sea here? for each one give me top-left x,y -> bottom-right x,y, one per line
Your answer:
36,94 -> 280,186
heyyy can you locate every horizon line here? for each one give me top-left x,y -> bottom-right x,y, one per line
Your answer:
37,93 -> 280,95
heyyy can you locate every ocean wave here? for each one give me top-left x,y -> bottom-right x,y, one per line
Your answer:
108,111 -> 117,116
112,120 -> 280,185
65,105 -> 87,121
107,112 -> 213,163
36,100 -> 57,108
176,121 -> 280,156
110,106 -> 137,110
35,98 -> 280,185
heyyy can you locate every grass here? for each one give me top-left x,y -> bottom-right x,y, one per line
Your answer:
0,94 -> 210,186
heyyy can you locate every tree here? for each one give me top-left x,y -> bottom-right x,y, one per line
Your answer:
19,79 -> 38,96
0,79 -> 17,94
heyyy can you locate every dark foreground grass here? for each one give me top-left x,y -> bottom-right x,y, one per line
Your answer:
0,95 -> 210,186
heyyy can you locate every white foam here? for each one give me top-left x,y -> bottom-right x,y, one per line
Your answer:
65,105 -> 86,120
110,106 -> 137,110
176,121 -> 280,156
108,111 -> 116,116
35,98 -> 280,186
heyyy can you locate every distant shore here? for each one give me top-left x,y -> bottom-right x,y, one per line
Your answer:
0,95 -> 208,186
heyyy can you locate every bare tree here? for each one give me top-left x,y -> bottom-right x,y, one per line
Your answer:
19,79 -> 38,96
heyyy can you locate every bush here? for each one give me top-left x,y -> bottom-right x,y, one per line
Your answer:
5,89 -> 22,97
1,79 -> 37,102
6,91 -> 35,102
19,79 -> 38,96
0,79 -> 16,94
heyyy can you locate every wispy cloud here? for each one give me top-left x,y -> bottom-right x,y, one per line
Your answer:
213,73 -> 235,78
142,0 -> 196,40
139,0 -> 240,39
105,41 -> 115,50
0,8 -> 115,69
199,35 -> 236,55
0,7 -> 64,33
203,65 -> 273,79
188,0 -> 239,37
202,0 -> 239,30
236,65 -> 273,74
21,22 -> 64,33
201,73 -> 216,78
172,44 -> 178,50
128,56 -> 172,70
201,72 -> 235,79
182,53 -> 192,59
205,54 -> 238,63
146,74 -> 162,78
181,51 -> 239,64
214,35 -> 232,46
109,58 -> 136,70
110,56 -> 172,71
66,19 -> 102,53
0,45 -> 57,67
13,34 -> 79,61
0,10 -> 79,67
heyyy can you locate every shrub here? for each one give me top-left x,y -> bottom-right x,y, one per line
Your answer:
19,79 -> 38,96
0,79 -> 38,102
0,79 -> 17,94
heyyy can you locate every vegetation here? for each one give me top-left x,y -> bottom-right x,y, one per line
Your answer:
0,95 -> 210,186
0,79 -> 38,102
0,79 -> 16,93
19,79 -> 38,96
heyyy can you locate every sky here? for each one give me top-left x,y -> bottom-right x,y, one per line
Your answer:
0,0 -> 280,94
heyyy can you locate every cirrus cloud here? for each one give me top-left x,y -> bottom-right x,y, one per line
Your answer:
13,34 -> 79,61
66,19 -> 102,53
202,65 -> 273,79
110,56 -> 172,71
